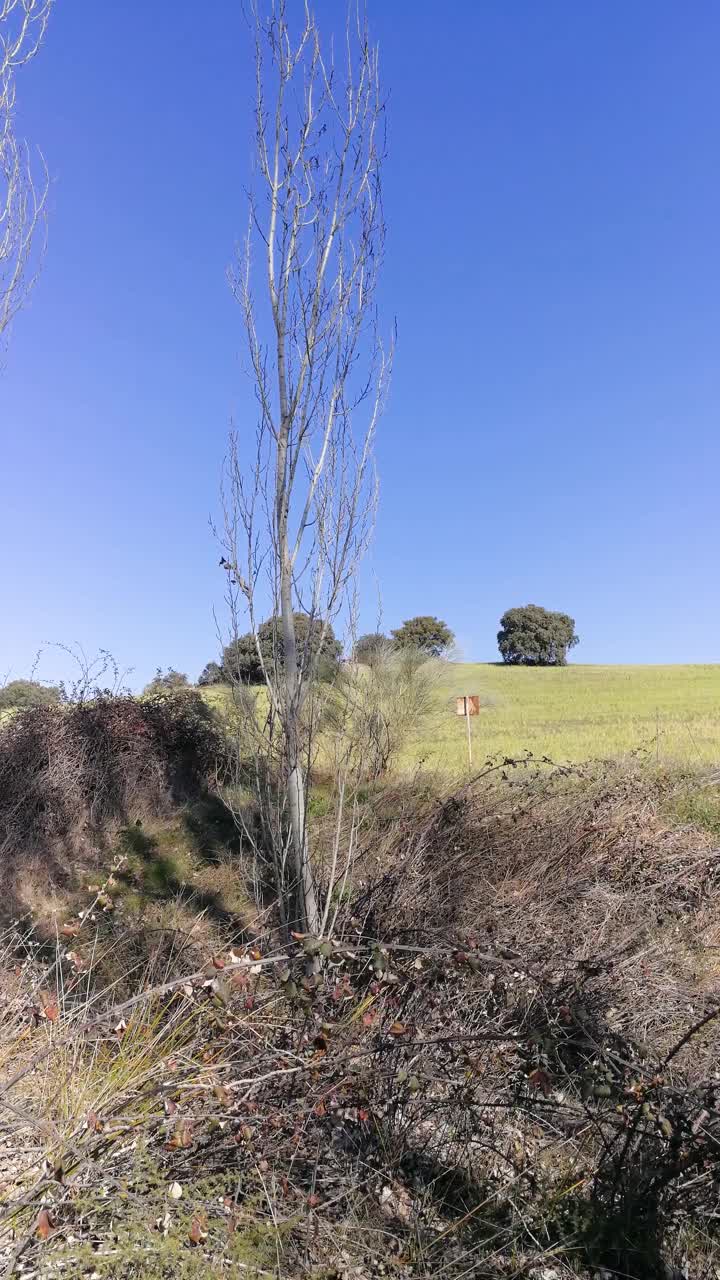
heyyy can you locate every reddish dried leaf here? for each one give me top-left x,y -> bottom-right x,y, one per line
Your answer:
527,1068 -> 552,1096
164,1098 -> 178,1117
362,1011 -> 375,1028
61,922 -> 81,938
166,1118 -> 193,1150
35,1209 -> 53,1240
307,1193 -> 320,1209
313,1100 -> 327,1118
188,1215 -> 207,1245
358,1107 -> 370,1123
38,990 -> 59,1022
87,1110 -> 104,1133
212,954 -> 226,970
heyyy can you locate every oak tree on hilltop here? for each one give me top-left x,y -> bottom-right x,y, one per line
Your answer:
497,604 -> 578,666
143,668 -> 190,695
198,661 -> 224,687
222,614 -> 341,686
391,616 -> 454,659
0,678 -> 60,711
352,632 -> 388,665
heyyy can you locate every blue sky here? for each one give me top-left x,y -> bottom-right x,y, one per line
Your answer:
2,0 -> 719,688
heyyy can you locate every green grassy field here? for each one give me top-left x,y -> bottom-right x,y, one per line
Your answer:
408,663 -> 720,771
204,663 -> 720,772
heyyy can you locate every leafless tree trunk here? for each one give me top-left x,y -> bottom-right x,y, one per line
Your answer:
220,0 -> 390,935
0,0 -> 52,347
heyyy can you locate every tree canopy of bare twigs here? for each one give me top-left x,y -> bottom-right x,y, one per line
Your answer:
221,1 -> 390,935
0,0 -> 52,348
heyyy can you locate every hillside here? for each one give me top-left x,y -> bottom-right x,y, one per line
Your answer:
408,662 -> 720,770
1,689 -> 720,1276
203,663 -> 720,772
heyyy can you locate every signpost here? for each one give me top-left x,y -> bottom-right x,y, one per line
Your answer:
455,694 -> 480,766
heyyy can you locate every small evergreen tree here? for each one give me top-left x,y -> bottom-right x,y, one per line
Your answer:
143,668 -> 190,695
352,633 -> 388,665
223,614 -> 341,685
0,679 -> 61,712
198,661 -> 224,687
391,615 -> 454,658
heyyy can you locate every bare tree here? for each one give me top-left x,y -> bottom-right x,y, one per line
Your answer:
220,0 -> 390,935
1,0 -> 52,347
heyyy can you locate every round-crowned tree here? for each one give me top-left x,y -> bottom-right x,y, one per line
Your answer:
352,632 -> 389,665
223,614 -> 341,685
143,668 -> 190,695
391,616 -> 454,659
198,661 -> 224,687
221,632 -> 261,685
0,679 -> 61,712
497,604 -> 579,666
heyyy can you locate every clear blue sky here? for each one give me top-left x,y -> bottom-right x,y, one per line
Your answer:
2,1 -> 719,688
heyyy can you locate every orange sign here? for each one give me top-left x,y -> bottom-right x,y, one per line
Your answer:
455,695 -> 480,717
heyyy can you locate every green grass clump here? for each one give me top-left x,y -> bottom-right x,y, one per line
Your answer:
51,1156 -> 282,1278
664,781 -> 720,836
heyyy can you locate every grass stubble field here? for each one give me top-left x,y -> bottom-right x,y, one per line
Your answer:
410,661 -> 720,771
203,661 -> 720,772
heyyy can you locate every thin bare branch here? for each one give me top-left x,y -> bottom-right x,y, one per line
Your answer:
0,0 -> 52,348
